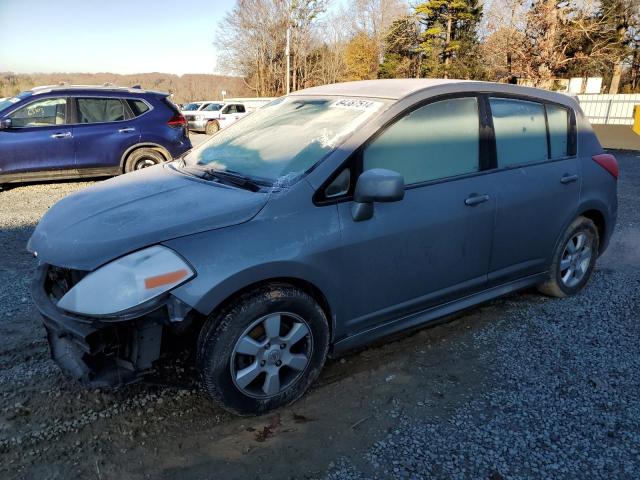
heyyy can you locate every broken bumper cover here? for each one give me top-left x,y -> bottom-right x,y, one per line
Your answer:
32,266 -> 166,388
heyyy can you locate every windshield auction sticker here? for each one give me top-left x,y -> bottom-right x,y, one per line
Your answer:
330,99 -> 381,111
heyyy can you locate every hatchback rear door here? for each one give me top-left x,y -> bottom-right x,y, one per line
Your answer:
334,95 -> 496,335
486,97 -> 579,285
71,97 -> 140,174
0,96 -> 74,179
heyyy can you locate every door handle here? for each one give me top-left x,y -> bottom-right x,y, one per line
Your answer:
50,132 -> 72,139
464,193 -> 490,206
118,127 -> 135,133
560,174 -> 579,184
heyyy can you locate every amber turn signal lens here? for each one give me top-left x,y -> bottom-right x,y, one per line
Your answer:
144,269 -> 189,289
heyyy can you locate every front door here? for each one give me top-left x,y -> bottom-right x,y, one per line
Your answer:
0,97 -> 74,179
335,96 -> 496,336
72,97 -> 140,173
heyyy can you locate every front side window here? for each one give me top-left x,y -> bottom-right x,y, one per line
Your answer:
184,96 -> 388,184
363,97 -> 480,184
9,97 -> 66,127
547,104 -> 569,159
77,98 -> 126,123
204,103 -> 223,112
490,98 -> 547,167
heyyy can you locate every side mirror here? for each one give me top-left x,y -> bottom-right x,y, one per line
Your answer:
0,118 -> 11,130
352,168 -> 405,222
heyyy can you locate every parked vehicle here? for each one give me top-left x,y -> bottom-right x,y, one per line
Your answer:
0,85 -> 191,186
180,101 -> 216,115
28,79 -> 617,415
184,102 -> 249,134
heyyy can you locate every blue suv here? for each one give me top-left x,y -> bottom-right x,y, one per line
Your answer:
0,85 -> 192,186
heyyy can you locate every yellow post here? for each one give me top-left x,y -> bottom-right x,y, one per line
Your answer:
633,105 -> 640,136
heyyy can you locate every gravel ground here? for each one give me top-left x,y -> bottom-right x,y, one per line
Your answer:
0,150 -> 638,479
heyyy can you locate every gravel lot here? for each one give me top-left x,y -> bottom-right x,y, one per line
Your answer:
0,150 -> 638,479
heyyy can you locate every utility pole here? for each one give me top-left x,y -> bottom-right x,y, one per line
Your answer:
285,25 -> 291,95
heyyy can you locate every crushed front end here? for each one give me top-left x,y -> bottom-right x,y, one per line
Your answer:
32,264 -> 192,388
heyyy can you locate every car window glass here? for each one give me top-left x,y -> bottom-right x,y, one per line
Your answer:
236,104 -> 246,113
9,97 -> 66,127
126,99 -> 150,116
490,98 -> 547,167
204,103 -> 222,112
77,98 -> 126,123
546,104 -> 569,158
363,97 -> 480,184
325,168 -> 351,197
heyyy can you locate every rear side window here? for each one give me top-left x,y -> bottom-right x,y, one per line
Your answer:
363,97 -> 480,184
490,98 -> 547,167
546,104 -> 569,158
9,97 -> 66,127
77,98 -> 126,123
236,104 -> 246,113
127,99 -> 150,117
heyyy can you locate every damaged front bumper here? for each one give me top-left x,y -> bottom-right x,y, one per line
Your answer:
32,265 -> 188,388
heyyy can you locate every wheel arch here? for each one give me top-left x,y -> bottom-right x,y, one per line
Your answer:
195,276 -> 335,342
579,208 -> 606,252
120,143 -> 172,172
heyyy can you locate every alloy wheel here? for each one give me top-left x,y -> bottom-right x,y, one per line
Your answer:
560,231 -> 593,288
230,312 -> 313,399
134,158 -> 157,170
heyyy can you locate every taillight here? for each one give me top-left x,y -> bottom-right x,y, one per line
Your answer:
592,153 -> 619,179
167,113 -> 187,128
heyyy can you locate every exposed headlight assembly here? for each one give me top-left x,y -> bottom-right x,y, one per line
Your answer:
56,246 -> 195,316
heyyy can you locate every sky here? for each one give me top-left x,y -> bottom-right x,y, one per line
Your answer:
0,0 -> 239,75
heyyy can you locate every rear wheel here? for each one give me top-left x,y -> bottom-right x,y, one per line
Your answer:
124,148 -> 165,173
537,216 -> 599,298
197,284 -> 329,416
205,121 -> 220,135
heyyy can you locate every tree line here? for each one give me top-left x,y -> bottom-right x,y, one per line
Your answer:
217,0 -> 640,95
0,72 -> 252,102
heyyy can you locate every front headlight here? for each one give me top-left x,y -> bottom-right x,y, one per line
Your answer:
195,115 -> 203,121
56,245 -> 195,316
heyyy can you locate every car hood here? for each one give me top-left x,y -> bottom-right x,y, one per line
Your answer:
27,164 -> 268,271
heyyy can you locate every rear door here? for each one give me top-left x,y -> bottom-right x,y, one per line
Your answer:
72,97 -> 140,173
0,96 -> 74,178
486,97 -> 579,284
334,95 -> 497,334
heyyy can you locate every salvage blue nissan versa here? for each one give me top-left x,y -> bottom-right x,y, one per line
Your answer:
0,85 -> 191,186
28,80 -> 618,415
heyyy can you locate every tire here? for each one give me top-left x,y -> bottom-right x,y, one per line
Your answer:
205,121 -> 220,135
124,148 -> 166,173
197,283 -> 330,416
537,216 -> 599,298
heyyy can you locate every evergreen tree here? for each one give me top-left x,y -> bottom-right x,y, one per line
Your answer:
415,0 -> 483,78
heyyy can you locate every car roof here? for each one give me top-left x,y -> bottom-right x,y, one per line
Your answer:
28,85 -> 167,96
290,79 -> 577,108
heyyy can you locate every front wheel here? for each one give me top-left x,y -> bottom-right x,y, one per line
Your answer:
537,216 -> 599,298
197,284 -> 330,416
205,120 -> 220,135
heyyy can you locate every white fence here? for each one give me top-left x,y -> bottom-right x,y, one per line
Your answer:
576,94 -> 640,125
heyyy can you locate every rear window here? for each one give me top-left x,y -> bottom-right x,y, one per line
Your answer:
77,98 -> 126,123
490,98 -> 547,167
127,99 -> 150,117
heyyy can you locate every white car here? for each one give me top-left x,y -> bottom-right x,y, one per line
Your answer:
180,101 -> 217,116
184,102 -> 249,135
